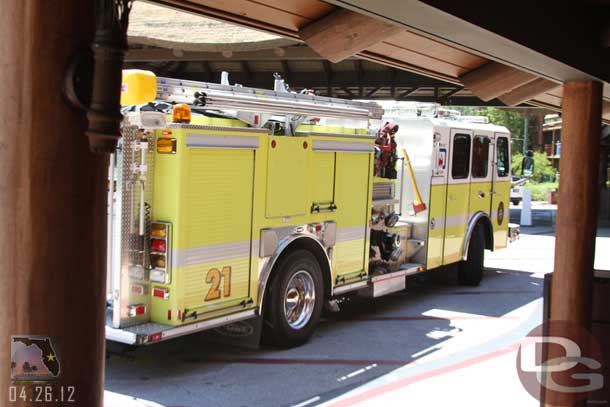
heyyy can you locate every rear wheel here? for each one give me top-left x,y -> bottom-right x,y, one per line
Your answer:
458,225 -> 485,286
263,250 -> 324,347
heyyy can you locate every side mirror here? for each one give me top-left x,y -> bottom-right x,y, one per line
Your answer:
522,151 -> 534,177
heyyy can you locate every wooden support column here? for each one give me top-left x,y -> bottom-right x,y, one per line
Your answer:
0,2 -> 107,407
551,82 -> 603,327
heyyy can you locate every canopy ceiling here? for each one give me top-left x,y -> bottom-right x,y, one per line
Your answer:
137,0 -> 610,122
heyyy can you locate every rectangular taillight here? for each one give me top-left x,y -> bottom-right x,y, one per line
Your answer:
151,239 -> 166,253
153,287 -> 169,299
149,222 -> 171,284
128,304 -> 146,317
151,223 -> 167,238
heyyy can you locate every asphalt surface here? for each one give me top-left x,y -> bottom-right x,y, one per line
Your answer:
105,244 -> 545,407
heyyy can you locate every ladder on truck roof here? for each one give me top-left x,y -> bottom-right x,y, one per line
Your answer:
154,76 -> 384,121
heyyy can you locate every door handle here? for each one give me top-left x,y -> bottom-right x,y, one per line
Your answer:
478,191 -> 485,199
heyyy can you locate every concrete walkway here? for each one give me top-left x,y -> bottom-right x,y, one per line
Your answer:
315,225 -> 610,407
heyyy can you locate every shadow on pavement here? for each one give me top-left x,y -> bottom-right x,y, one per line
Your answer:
105,267 -> 543,407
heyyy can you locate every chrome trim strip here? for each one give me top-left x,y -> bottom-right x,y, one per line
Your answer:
173,240 -> 251,268
161,309 -> 257,342
183,300 -> 253,321
295,131 -> 376,140
186,134 -> 260,149
336,226 -> 366,243
333,280 -> 368,295
323,221 -> 337,247
312,140 -> 373,153
169,123 -> 268,133
258,234 -> 333,308
260,229 -> 279,258
370,266 -> 420,283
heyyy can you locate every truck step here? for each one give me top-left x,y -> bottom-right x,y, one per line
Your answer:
358,263 -> 424,298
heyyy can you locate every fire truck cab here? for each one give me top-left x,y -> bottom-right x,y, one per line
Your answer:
105,71 -> 510,347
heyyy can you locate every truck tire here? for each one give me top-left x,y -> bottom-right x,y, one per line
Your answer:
262,249 -> 324,348
458,225 -> 485,286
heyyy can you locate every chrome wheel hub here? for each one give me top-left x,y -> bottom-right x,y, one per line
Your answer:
284,270 -> 316,330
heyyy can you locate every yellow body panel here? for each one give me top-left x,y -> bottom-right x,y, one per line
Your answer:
443,182 -> 470,264
469,181 -> 492,217
149,121 -> 374,325
333,152 -> 372,278
492,181 -> 511,249
427,184 -> 447,269
309,152 -> 335,204
266,137 -> 308,217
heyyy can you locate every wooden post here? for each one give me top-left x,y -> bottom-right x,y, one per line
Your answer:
0,2 -> 108,407
551,81 -> 602,326
545,81 -> 602,407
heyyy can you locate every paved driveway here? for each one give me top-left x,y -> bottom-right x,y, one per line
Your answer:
105,227 -> 559,407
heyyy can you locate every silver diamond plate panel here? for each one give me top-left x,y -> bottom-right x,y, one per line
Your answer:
109,126 -> 156,328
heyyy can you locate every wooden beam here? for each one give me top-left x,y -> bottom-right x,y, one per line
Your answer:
341,87 -> 355,98
125,46 -> 330,62
498,78 -> 560,106
440,86 -> 464,102
281,60 -> 291,81
0,2 -> 107,407
299,8 -> 403,63
459,62 -> 538,102
399,87 -> 419,99
322,60 -> 333,82
201,60 -> 212,82
354,60 -> 364,82
241,61 -> 252,80
366,87 -> 381,97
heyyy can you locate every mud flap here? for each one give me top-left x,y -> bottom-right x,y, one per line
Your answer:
200,314 -> 263,350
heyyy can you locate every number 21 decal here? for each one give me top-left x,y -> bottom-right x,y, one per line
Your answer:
205,266 -> 232,301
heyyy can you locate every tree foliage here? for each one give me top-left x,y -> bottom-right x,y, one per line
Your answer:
511,152 -> 556,182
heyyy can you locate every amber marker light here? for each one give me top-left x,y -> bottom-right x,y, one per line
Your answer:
157,138 -> 176,154
172,103 -> 191,123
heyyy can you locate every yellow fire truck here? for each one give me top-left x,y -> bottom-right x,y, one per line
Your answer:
105,71 -> 511,347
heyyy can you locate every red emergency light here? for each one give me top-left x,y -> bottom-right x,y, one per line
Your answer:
151,239 -> 166,253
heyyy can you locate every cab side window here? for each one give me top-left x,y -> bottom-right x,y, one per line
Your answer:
451,134 -> 471,179
496,137 -> 510,177
471,136 -> 490,178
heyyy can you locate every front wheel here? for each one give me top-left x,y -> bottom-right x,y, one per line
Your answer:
458,225 -> 485,286
262,250 -> 324,348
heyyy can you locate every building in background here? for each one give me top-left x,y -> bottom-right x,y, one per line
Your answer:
539,114 -> 562,171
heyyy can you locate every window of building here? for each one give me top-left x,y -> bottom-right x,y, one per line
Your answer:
497,136 -> 510,177
472,136 -> 490,178
451,134 -> 471,179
